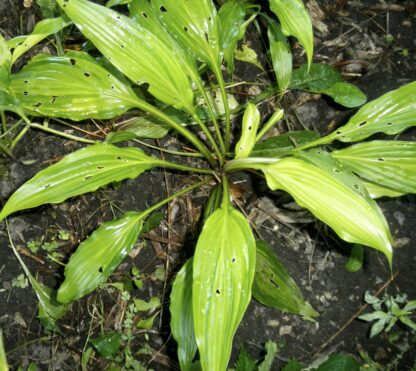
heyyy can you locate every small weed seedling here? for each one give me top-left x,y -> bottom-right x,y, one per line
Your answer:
0,0 -> 415,369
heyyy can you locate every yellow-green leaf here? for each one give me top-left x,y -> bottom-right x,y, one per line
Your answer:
193,196 -> 256,370
11,52 -> 139,120
235,103 -> 260,159
170,258 -> 197,371
0,144 -> 157,221
331,141 -> 416,194
56,0 -> 195,112
261,157 -> 393,263
0,330 -> 8,371
57,212 -> 144,303
268,20 -> 292,93
268,0 -> 313,67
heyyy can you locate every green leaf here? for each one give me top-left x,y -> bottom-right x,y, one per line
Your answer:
281,359 -> 302,371
0,90 -> 25,118
251,131 -> 321,157
234,44 -> 264,71
134,297 -> 160,312
253,240 -> 317,320
0,330 -> 8,371
36,0 -> 60,18
258,340 -> 278,371
0,34 -> 11,87
235,344 -> 256,371
11,52 -> 140,120
150,0 -> 221,68
11,17 -> 70,65
193,195 -> 256,370
106,0 -> 132,7
345,244 -> 364,273
260,157 -> 393,264
268,20 -> 292,93
369,318 -> 387,338
362,181 -> 405,199
268,0 -> 313,67
0,144 -> 157,221
290,64 -> 366,108
170,258 -> 197,371
106,116 -> 170,143
218,0 -> 255,73
57,0 -> 195,112
235,103 -> 260,159
331,141 -> 416,195
137,312 -> 159,329
358,311 -> 387,322
399,316 -> 416,331
203,184 -> 223,222
57,212 -> 144,303
325,81 -> 416,143
91,333 -> 122,359
314,353 -> 360,371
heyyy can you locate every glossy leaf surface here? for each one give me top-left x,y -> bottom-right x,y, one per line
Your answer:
0,90 -> 25,118
252,131 -> 320,157
268,0 -> 313,67
0,144 -> 156,221
11,52 -> 139,120
235,103 -> 260,159
261,157 -> 393,263
11,17 -> 70,65
151,0 -> 220,68
57,0 -> 194,112
253,240 -> 317,320
326,81 -> 416,143
362,181 -> 404,199
58,212 -> 144,303
193,200 -> 256,370
170,258 -> 197,371
290,64 -> 366,108
332,141 -> 416,194
268,20 -> 292,93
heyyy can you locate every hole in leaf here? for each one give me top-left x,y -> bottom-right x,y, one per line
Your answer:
378,158 -> 385,162
116,156 -> 123,160
142,12 -> 147,18
51,96 -> 58,103
24,80 -> 28,84
120,44 -> 125,48
353,184 -> 360,190
333,169 -> 340,173
98,267 -> 104,273
23,91 -> 28,96
204,32 -> 209,42
84,72 -> 91,77
97,166 -> 104,170
84,175 -> 92,180
184,26 -> 188,32
387,122 -> 393,126
33,102 -> 42,108
248,126 -> 252,131
231,257 -> 236,263
70,58 -> 76,65
44,184 -> 51,189
358,121 -> 367,127
160,5 -> 167,12
216,289 -> 220,295
336,130 -> 342,135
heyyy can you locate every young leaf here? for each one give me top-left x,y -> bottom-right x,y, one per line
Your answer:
260,157 -> 393,263
345,245 -> 364,273
268,0 -> 313,67
11,17 -> 70,65
253,240 -> 317,320
193,194 -> 256,370
234,44 -> 263,71
150,0 -> 221,68
170,258 -> 197,371
251,131 -> 321,157
218,0 -> 255,73
268,19 -> 292,93
58,212 -> 144,303
235,103 -> 260,159
0,144 -> 157,221
331,141 -> 416,194
258,340 -> 278,371
36,0 -> 60,18
325,81 -> 416,143
290,64 -> 366,108
11,52 -> 140,120
0,34 -> 11,86
56,0 -> 195,112
0,330 -> 8,371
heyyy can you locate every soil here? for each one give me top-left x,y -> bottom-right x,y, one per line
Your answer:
1,0 -> 415,370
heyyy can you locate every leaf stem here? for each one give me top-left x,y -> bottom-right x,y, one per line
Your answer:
129,98 -> 216,167
1,111 -> 6,134
142,178 -> 211,218
132,139 -> 205,158
212,63 -> 231,151
156,159 -> 213,175
28,123 -> 97,145
225,157 -> 281,173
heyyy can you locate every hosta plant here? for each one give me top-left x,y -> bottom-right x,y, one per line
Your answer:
1,0 -> 416,369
